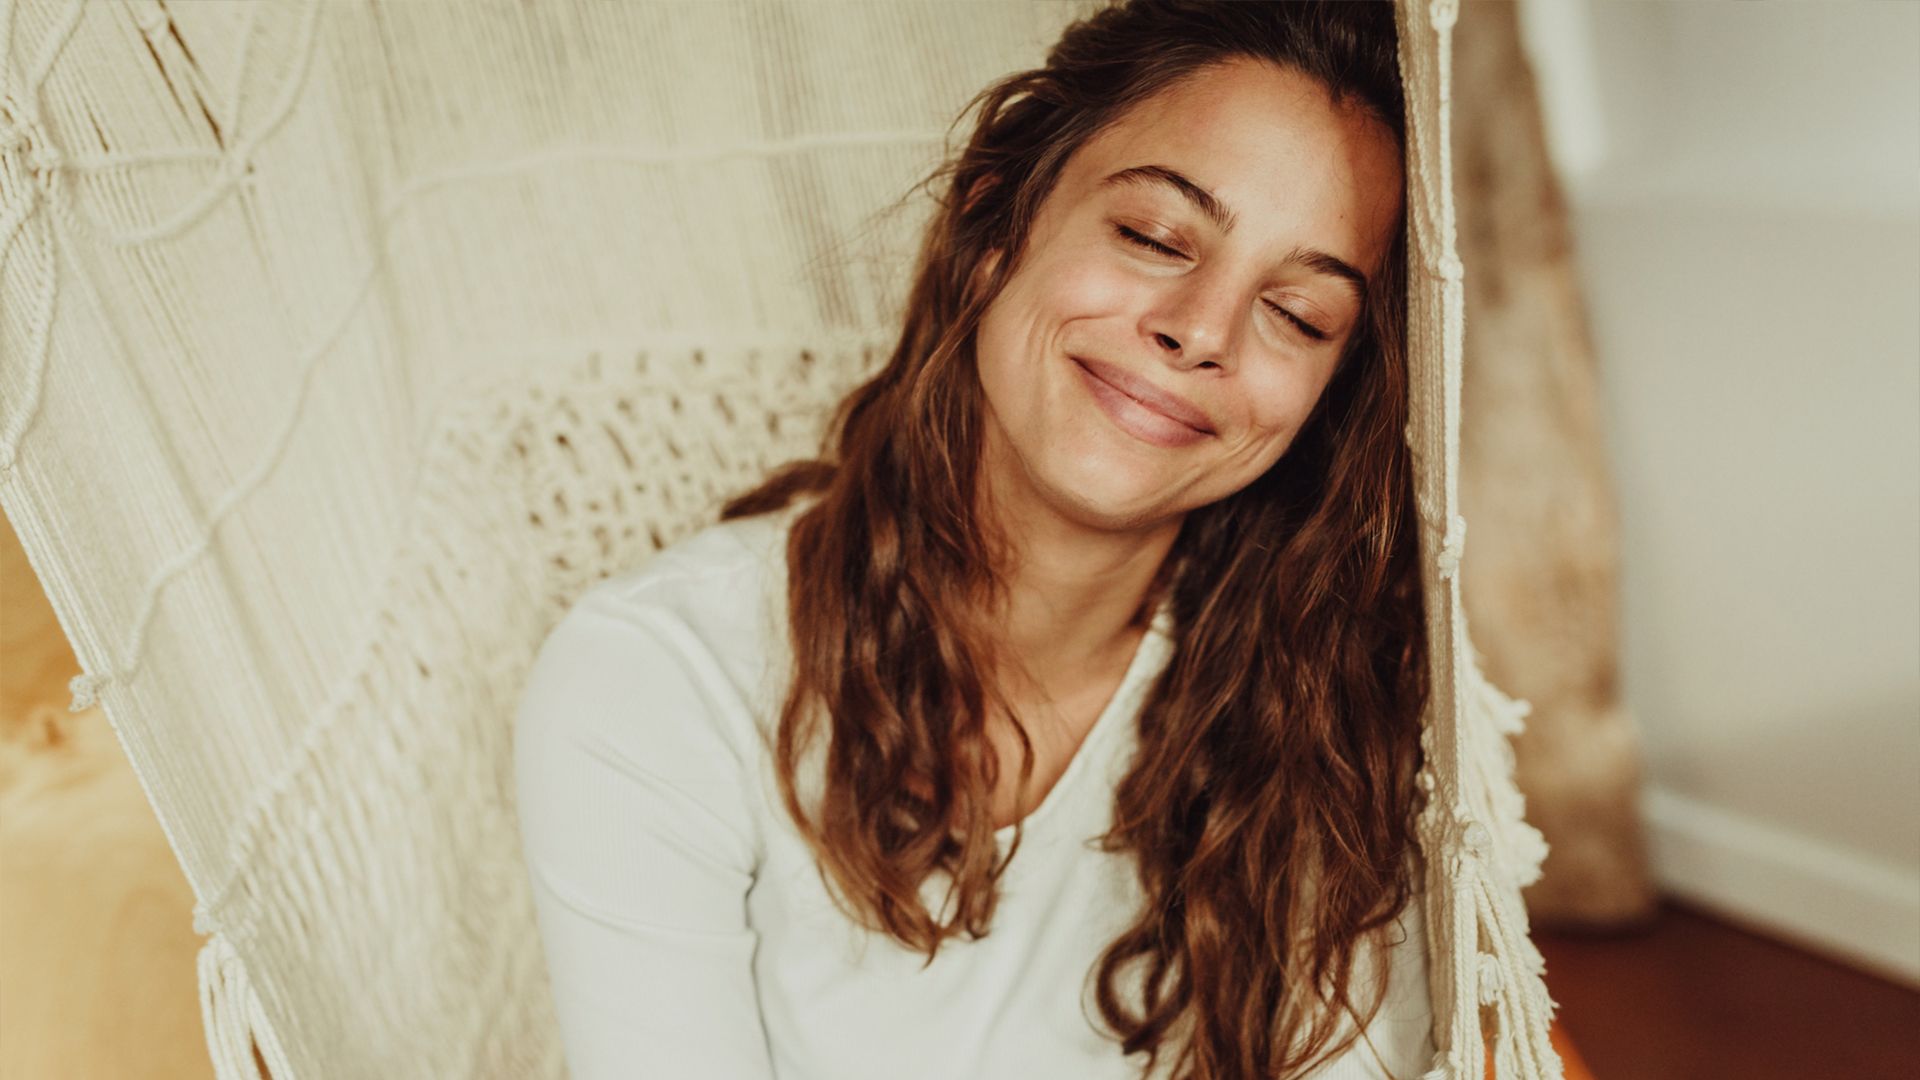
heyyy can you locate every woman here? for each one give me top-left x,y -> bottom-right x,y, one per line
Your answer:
514,2 -> 1432,1078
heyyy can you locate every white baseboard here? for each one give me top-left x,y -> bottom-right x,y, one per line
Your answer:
1641,785 -> 1920,988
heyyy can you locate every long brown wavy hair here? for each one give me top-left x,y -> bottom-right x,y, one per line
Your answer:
718,2 -> 1429,1077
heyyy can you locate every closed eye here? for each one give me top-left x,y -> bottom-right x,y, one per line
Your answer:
1112,224 -> 1330,342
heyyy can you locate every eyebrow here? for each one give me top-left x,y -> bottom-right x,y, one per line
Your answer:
1098,164 -> 1371,306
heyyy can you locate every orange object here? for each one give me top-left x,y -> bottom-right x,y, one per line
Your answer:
1481,1020 -> 1596,1080
1550,1020 -> 1596,1080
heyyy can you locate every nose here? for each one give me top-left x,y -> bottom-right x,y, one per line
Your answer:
1140,268 -> 1239,371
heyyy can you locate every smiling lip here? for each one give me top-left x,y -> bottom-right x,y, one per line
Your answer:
1071,356 -> 1216,435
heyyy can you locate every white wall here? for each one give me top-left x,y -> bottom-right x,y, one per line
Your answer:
1517,0 -> 1920,987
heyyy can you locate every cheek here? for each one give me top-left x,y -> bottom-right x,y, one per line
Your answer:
1024,236 -> 1141,320
1235,367 -> 1322,460
976,246 -> 1134,397
972,292 -> 1048,434
974,288 -> 1035,393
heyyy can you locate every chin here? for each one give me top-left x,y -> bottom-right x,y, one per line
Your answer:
1031,446 -> 1177,530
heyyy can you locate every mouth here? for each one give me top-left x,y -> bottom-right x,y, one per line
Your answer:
1071,356 -> 1216,435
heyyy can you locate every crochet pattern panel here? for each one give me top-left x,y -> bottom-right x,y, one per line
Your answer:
502,341 -> 880,618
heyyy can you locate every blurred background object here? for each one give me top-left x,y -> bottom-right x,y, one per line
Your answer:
1455,0 -> 1655,930
1498,0 -> 1920,1075
1,512 -> 212,1079
1511,0 -> 1919,983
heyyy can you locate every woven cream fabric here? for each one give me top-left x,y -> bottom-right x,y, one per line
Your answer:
0,1 -> 1559,1076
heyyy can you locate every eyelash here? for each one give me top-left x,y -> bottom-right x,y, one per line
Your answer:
1112,223 -> 1331,341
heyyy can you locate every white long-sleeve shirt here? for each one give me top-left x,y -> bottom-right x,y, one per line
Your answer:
512,499 -> 1437,1079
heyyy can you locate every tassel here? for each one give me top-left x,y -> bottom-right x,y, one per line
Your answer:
196,929 -> 297,1080
69,672 -> 109,712
1437,513 -> 1466,581
198,933 -> 267,1080
1475,951 -> 1504,1006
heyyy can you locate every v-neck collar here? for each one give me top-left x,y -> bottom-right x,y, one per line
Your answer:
992,596 -> 1176,847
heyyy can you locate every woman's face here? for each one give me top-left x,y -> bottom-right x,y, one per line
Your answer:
972,57 -> 1404,533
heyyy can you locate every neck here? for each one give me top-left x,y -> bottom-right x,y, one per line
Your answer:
972,422 -> 1180,704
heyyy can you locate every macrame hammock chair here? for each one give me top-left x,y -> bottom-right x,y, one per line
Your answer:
0,1 -> 1562,1077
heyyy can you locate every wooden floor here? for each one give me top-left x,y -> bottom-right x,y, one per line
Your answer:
1536,900 -> 1920,1079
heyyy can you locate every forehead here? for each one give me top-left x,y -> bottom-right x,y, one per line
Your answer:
1061,58 -> 1403,273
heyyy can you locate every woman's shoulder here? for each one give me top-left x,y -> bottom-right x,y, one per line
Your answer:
521,501 -> 807,742
575,498 -> 809,648
594,502 -> 797,609
512,514 -> 794,887
514,507 -> 807,820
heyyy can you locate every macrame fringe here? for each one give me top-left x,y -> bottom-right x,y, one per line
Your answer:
68,671 -> 108,712
1464,654 -> 1551,888
197,931 -> 298,1080
1422,666 -> 1563,1080
1394,0 -> 1566,1071
1408,638 -> 1562,1080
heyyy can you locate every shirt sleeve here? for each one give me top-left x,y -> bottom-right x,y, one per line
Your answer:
512,584 -> 777,1080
